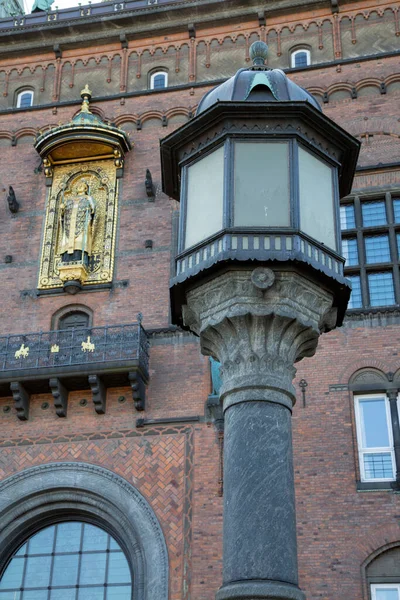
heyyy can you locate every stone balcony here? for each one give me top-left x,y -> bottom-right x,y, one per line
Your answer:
0,320 -> 149,420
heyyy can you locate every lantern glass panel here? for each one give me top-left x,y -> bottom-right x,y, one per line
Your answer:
184,145 -> 225,249
298,146 -> 336,250
233,141 -> 290,227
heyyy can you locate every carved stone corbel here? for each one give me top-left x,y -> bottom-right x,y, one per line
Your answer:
128,371 -> 146,411
10,382 -> 30,420
145,168 -> 155,200
7,186 -> 19,214
88,375 -> 106,414
49,377 -> 68,417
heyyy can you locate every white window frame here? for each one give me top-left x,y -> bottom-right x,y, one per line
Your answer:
290,49 -> 311,68
16,90 -> 34,108
371,583 -> 400,599
354,393 -> 396,482
150,71 -> 168,90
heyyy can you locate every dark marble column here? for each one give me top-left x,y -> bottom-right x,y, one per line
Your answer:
182,268 -> 337,600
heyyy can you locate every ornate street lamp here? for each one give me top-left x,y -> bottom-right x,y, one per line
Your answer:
161,42 -> 359,600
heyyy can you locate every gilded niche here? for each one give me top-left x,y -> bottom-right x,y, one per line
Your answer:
39,162 -> 118,289
35,85 -> 131,292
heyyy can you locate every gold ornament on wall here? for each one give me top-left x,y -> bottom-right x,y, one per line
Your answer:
34,86 -> 132,292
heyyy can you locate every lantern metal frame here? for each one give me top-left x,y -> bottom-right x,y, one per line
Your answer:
161,101 -> 360,327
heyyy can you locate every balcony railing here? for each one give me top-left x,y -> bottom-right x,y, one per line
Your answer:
0,320 -> 150,419
0,322 -> 149,373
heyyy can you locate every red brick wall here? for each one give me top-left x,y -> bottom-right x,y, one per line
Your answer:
0,2 -> 399,599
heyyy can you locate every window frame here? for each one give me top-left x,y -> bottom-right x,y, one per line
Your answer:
341,190 -> 400,311
16,89 -> 34,108
149,70 -> 168,90
354,393 -> 396,483
0,521 -> 133,597
290,48 -> 311,68
371,583 -> 400,600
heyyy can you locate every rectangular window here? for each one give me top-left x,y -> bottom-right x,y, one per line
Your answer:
355,395 -> 395,482
362,200 -> 387,227
347,275 -> 362,309
342,238 -> 358,266
340,204 -> 356,230
393,198 -> 400,223
371,584 -> 400,600
365,235 -> 391,264
368,272 -> 395,307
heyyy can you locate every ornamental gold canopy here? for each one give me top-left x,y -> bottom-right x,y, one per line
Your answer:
34,85 -> 132,184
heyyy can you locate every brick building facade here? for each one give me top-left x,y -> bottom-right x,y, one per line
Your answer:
0,0 -> 398,599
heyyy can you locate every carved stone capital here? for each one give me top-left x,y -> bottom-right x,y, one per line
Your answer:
183,268 -> 335,411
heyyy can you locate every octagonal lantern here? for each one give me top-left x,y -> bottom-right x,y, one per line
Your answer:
161,43 -> 360,328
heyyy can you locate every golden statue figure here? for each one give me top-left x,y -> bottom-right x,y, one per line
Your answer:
57,180 -> 96,286
59,181 -> 95,264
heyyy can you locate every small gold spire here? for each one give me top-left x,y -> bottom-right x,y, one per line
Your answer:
80,84 -> 92,114
80,84 -> 92,98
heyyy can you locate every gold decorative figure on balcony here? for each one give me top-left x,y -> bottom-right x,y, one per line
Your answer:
15,344 -> 29,359
81,336 -> 95,352
34,85 -> 132,293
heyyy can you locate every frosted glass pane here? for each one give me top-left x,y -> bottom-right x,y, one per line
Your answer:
234,142 -> 290,227
185,146 -> 224,249
106,587 -> 132,599
299,147 -> 336,250
107,553 -> 131,584
29,527 -> 55,554
82,524 -> 108,551
79,553 -> 107,585
55,522 -> 82,552
0,558 -> 24,589
375,589 -> 399,600
360,398 -> 389,448
52,554 -> 79,586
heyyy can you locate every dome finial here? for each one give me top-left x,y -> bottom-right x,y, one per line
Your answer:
249,41 -> 268,67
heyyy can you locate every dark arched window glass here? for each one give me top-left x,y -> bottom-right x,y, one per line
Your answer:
150,71 -> 168,90
290,49 -> 311,68
16,90 -> 34,108
58,311 -> 90,330
0,521 -> 132,599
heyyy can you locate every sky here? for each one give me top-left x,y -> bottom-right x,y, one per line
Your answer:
23,0 -> 103,14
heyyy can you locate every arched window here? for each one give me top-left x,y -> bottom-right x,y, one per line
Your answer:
0,521 -> 132,598
149,71 -> 168,90
58,311 -> 90,330
0,463 -> 169,600
365,544 -> 400,599
290,49 -> 311,68
16,90 -> 34,108
51,305 -> 93,331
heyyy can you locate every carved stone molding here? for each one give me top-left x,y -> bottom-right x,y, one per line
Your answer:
183,268 -> 334,412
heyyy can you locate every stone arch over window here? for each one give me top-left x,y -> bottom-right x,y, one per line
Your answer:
362,542 -> 400,599
15,88 -> 34,108
149,69 -> 168,90
51,304 -> 93,330
290,47 -> 311,68
0,462 -> 169,600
